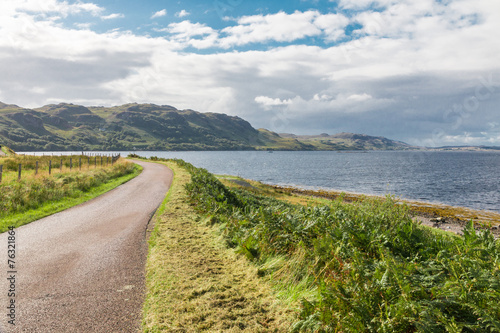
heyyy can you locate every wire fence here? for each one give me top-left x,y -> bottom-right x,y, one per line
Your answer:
0,153 -> 121,184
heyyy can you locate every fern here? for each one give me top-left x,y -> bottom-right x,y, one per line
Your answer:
172,158 -> 500,333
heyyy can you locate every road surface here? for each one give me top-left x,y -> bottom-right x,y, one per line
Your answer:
0,160 -> 173,332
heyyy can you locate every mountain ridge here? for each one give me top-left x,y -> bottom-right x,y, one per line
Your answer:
0,101 -> 417,151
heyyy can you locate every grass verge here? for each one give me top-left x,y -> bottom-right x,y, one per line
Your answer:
183,162 -> 500,332
143,160 -> 294,332
0,163 -> 142,232
143,159 -> 500,332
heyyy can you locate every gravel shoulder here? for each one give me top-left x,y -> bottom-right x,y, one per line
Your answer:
0,160 -> 172,332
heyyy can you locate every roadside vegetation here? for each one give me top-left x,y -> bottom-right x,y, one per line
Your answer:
144,157 -> 500,332
264,185 -> 500,230
143,160 -> 293,332
1,145 -> 16,156
0,150 -> 140,232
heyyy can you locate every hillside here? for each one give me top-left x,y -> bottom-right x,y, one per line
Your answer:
0,102 -> 268,151
279,132 -> 417,150
0,101 -> 413,151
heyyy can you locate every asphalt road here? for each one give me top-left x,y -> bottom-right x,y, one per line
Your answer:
0,160 -> 173,332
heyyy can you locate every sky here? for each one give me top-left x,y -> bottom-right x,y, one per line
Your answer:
0,0 -> 499,147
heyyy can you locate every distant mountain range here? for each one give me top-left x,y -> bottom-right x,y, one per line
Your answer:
0,101 -> 482,152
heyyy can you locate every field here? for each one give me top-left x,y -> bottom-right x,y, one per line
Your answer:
0,150 -> 140,232
144,157 -> 500,332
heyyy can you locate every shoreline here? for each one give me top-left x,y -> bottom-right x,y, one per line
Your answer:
267,184 -> 500,237
221,175 -> 500,238
270,184 -> 500,219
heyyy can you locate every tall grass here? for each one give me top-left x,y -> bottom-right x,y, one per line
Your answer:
172,158 -> 500,332
0,154 -> 115,177
0,156 -> 136,230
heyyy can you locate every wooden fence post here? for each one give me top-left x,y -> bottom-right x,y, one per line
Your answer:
100,156 -> 103,167
0,165 -> 3,183
18,164 -> 22,181
36,161 -> 39,175
70,158 -> 72,171
49,160 -> 52,175
79,157 -> 82,171
60,159 -> 63,172
94,156 -> 97,168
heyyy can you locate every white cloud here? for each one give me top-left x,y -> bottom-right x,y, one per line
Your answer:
165,11 -> 349,49
255,96 -> 294,107
151,9 -> 167,19
167,21 -> 216,38
176,10 -> 190,18
415,132 -> 500,147
101,13 -> 124,20
290,92 -> 392,115
220,11 -> 323,48
338,0 -> 398,10
347,93 -> 372,102
314,13 -> 350,41
0,0 -> 500,145
0,0 -> 105,18
75,22 -> 93,30
163,21 -> 219,49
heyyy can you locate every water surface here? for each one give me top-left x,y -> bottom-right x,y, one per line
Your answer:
26,150 -> 500,212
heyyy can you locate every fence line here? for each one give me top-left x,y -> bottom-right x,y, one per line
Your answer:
0,153 -> 121,183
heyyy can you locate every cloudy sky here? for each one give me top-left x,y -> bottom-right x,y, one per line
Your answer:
1,0 -> 499,146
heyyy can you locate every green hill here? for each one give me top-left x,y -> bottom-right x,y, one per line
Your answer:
0,102 -> 414,151
279,132 -> 417,150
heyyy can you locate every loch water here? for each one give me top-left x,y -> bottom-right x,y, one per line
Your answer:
132,150 -> 500,213
28,150 -> 500,213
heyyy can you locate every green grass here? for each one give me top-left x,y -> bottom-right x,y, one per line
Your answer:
0,160 -> 141,232
176,159 -> 500,332
142,160 -> 294,332
218,176 -> 471,244
139,157 -> 500,332
257,184 -> 500,228
1,145 -> 16,156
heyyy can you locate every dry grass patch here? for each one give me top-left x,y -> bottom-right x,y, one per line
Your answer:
143,162 -> 294,332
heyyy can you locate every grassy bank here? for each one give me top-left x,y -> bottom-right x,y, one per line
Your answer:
143,160 -> 294,332
1,145 -> 15,156
263,185 -> 500,229
0,154 -> 140,232
169,159 -> 499,332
